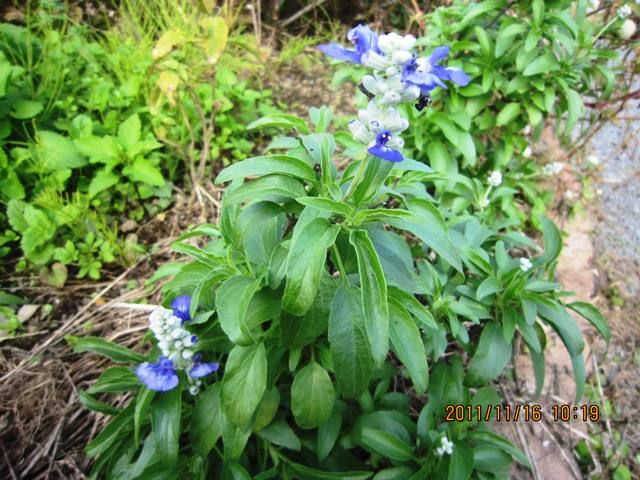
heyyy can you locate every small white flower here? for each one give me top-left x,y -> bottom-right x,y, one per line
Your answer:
436,436 -> 454,456
617,5 -> 632,19
543,162 -> 564,176
620,19 -> 637,39
586,154 -> 600,166
522,125 -> 532,136
171,328 -> 184,339
188,385 -> 200,396
564,190 -> 578,202
182,350 -> 194,360
520,257 -> 533,272
523,146 -> 532,158
488,171 -> 503,187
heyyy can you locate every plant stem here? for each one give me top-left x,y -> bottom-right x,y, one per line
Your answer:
593,17 -> 618,43
343,155 -> 369,202
331,244 -> 347,280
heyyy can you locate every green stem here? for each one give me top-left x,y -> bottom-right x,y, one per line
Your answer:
343,155 -> 369,202
593,17 -> 618,43
331,244 -> 347,281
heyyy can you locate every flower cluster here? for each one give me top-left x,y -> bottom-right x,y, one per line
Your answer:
520,257 -> 533,272
543,162 -> 564,176
135,295 -> 219,394
487,171 -> 503,187
435,436 -> 454,456
319,25 -> 469,163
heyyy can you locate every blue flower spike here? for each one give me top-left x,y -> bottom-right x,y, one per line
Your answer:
171,294 -> 192,323
318,26 -> 469,164
136,356 -> 179,391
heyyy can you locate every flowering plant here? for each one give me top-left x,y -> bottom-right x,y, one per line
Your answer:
78,19 -> 608,480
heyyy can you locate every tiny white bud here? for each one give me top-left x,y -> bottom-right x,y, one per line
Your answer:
488,171 -> 503,187
523,146 -> 532,158
189,386 -> 200,395
182,350 -> 194,360
520,257 -> 533,272
620,19 -> 637,39
617,5 -> 632,19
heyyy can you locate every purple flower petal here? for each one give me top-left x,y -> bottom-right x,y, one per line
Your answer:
347,24 -> 379,55
405,71 -> 448,92
171,295 -> 192,323
317,43 -> 362,64
136,358 -> 179,391
368,144 -> 404,163
189,362 -> 220,379
429,45 -> 450,64
444,67 -> 470,86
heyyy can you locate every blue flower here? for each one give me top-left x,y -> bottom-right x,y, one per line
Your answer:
318,24 -> 379,64
368,130 -> 404,163
402,46 -> 470,93
136,356 -> 179,391
189,361 -> 220,379
171,295 -> 192,323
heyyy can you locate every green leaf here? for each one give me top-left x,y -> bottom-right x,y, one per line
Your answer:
292,362 -> 335,429
151,387 -> 181,465
77,390 -> 121,416
296,197 -> 353,217
216,275 -> 262,345
36,131 -> 87,170
350,229 -> 389,366
532,0 -> 545,25
352,208 -> 413,225
222,343 -> 268,426
539,215 -> 562,264
370,231 -> 418,293
191,384 -> 223,457
564,88 -> 582,135
317,411 -> 342,461
388,287 -> 437,330
247,114 -> 310,134
448,441 -> 473,480
476,277 -> 501,301
351,157 -> 394,206
283,217 -> 339,316
495,24 -> 526,57
258,419 -> 302,451
135,387 -> 155,446
360,428 -> 414,462
496,103 -> 521,127
467,430 -> 531,468
10,99 -> 43,119
389,301 -> 428,394
224,175 -> 307,206
281,276 -> 336,348
85,404 -> 134,457
567,301 -> 610,343
523,53 -> 560,76
88,366 -> 140,394
466,323 -> 512,385
88,168 -> 119,197
71,336 -> 145,363
430,114 -> 476,165
286,462 -> 372,480
387,198 -> 462,272
216,155 -> 316,184
118,113 -> 142,150
125,158 -> 165,187
253,387 -> 280,432
328,285 -> 374,397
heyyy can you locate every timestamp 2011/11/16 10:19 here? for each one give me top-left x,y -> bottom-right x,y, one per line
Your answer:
444,404 -> 601,422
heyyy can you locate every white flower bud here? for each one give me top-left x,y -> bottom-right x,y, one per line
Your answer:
620,19 -> 637,39
617,5 -> 632,19
520,257 -> 533,272
523,146 -> 532,158
182,350 -> 194,360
